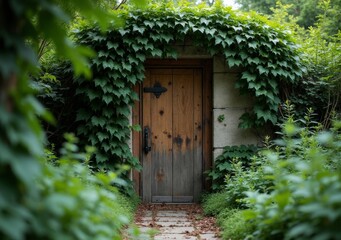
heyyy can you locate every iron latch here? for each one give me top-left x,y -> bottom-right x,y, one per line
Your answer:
143,82 -> 167,98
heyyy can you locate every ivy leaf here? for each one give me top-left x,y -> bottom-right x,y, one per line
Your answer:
106,41 -> 118,50
224,49 -> 236,58
224,38 -> 234,46
102,59 -> 114,70
232,26 -> 243,32
135,53 -> 146,61
248,41 -> 258,49
116,106 -> 130,117
150,48 -> 162,57
248,82 -> 262,91
132,44 -> 142,52
270,38 -> 280,45
227,58 -> 242,67
107,125 -> 117,135
247,57 -> 260,65
205,28 -> 216,37
235,35 -> 245,44
128,56 -> 139,65
215,37 -> 223,45
86,90 -> 100,101
257,65 -> 269,75
118,29 -> 129,36
133,25 -> 145,34
159,34 -> 173,43
144,20 -> 155,28
122,62 -> 132,71
238,51 -> 248,60
241,71 -> 257,82
103,95 -> 113,105
91,116 -> 106,127
97,132 -> 109,142
200,18 -> 211,26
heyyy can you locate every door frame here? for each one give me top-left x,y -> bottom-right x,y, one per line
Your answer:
132,59 -> 213,201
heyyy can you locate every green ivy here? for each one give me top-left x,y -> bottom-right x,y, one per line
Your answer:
71,2 -> 303,169
206,145 -> 259,191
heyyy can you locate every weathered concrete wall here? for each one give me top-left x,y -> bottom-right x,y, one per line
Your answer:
212,56 -> 259,160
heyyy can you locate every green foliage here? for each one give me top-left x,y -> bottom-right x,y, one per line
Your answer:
202,193 -> 255,240
236,0 -> 341,32
244,119 -> 341,240
206,145 -> 258,191
224,154 -> 274,209
1,134 -> 138,239
220,209 -> 254,240
268,1 -> 341,127
202,192 -> 231,216
66,2 -> 303,172
202,105 -> 341,240
217,114 -> 225,123
0,0 -> 146,239
298,1 -> 341,126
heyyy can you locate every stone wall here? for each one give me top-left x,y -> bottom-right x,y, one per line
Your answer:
212,56 -> 260,160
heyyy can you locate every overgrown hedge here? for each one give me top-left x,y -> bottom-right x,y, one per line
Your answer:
62,2 -> 304,169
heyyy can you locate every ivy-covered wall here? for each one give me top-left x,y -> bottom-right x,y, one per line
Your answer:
74,3 -> 303,170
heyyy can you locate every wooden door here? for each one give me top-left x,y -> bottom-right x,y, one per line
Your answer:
142,68 -> 203,203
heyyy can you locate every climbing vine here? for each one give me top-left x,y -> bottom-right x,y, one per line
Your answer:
71,2 -> 304,169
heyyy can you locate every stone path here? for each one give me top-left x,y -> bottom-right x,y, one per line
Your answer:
133,204 -> 221,239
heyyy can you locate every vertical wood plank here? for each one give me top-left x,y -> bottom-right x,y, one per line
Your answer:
150,69 -> 173,201
172,69 -> 194,201
193,68 -> 203,202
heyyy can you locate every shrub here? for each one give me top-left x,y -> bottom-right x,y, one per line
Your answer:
220,209 -> 254,240
244,119 -> 341,239
206,145 -> 259,191
0,134 -> 139,240
202,192 -> 231,216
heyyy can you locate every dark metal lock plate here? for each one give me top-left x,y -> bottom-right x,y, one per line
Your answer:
143,82 -> 167,98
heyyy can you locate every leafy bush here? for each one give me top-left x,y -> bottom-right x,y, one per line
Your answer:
202,197 -> 255,240
270,1 -> 341,127
244,118 -> 341,239
220,209 -> 254,240
0,134 -> 139,240
207,145 -> 259,191
223,150 -> 276,210
202,192 -> 231,216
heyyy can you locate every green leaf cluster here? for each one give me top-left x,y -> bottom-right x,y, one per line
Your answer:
0,133 -> 139,239
243,121 -> 341,239
206,145 -> 258,191
0,0 -> 146,238
202,106 -> 341,239
67,2 -> 304,171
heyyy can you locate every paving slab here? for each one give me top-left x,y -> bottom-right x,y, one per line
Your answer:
135,204 -> 221,239
155,216 -> 189,222
156,211 -> 188,217
140,217 -> 153,222
155,221 -> 192,227
154,234 -> 197,240
159,226 -> 195,234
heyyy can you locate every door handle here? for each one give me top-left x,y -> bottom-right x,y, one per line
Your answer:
144,127 -> 152,154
